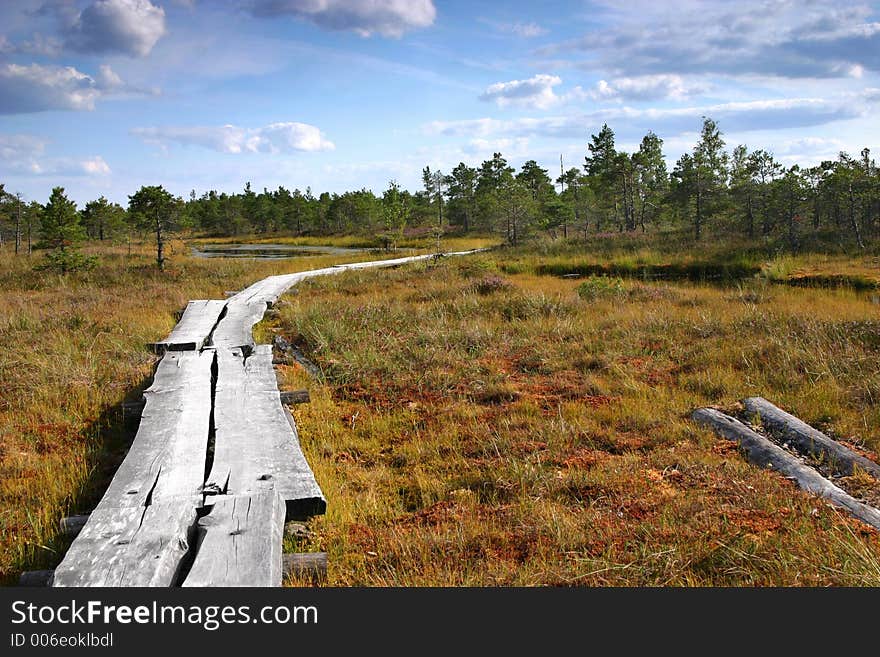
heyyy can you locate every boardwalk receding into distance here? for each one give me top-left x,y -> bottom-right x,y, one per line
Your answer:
51,251 -> 477,587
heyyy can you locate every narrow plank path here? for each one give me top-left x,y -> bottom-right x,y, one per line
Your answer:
52,250 -> 478,586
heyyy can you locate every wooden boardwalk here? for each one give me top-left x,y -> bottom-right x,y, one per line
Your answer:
51,250 -> 476,587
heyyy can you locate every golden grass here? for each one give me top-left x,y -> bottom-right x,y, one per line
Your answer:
1,237 -> 878,586
268,251 -> 880,586
0,240 -> 439,584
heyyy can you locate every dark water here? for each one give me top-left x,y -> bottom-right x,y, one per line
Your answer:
190,243 -> 372,259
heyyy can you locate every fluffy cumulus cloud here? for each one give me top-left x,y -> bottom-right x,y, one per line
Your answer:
480,74 -> 564,110
0,62 -> 134,114
65,0 -> 167,57
545,0 -> 880,79
0,63 -> 100,113
250,0 -> 436,37
131,122 -> 335,153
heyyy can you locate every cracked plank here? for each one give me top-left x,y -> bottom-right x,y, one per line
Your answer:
149,300 -> 227,352
53,502 -> 198,587
95,349 -> 215,510
182,489 -> 285,587
205,345 -> 325,520
53,349 -> 214,587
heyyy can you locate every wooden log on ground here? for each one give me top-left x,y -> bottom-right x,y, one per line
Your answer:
19,570 -> 54,587
53,502 -> 199,586
742,397 -> 880,479
59,514 -> 90,538
204,346 -> 326,520
280,389 -> 310,405
148,300 -> 227,353
121,398 -> 145,420
182,489 -> 285,587
693,408 -> 880,530
282,552 -> 327,583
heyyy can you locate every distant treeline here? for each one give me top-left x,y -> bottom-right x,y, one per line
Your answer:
1,116 -> 879,265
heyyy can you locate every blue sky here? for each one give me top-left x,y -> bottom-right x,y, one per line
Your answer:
1,0 -> 879,205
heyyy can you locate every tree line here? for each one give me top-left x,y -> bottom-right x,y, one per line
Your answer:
1,116 -> 878,271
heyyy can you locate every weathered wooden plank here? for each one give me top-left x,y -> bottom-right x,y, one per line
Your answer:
52,350 -> 213,586
182,489 -> 285,587
53,502 -> 198,587
205,345 -> 326,520
149,300 -> 227,352
742,397 -> 880,478
693,408 -> 880,530
95,349 -> 214,510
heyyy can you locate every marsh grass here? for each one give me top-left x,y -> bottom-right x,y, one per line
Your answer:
1,234 -> 878,586
0,239 -> 469,584
268,249 -> 880,586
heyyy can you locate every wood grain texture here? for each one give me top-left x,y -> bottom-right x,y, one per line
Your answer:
149,300 -> 227,352
53,502 -> 198,587
205,345 -> 325,520
53,350 -> 213,587
182,489 -> 285,587
742,397 -> 880,478
95,349 -> 214,510
693,408 -> 880,530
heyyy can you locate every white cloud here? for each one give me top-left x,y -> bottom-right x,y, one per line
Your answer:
0,63 -> 101,113
0,134 -> 49,162
250,0 -> 436,37
65,0 -> 166,57
0,62 -> 143,114
80,156 -> 112,175
132,122 -> 336,153
590,75 -> 703,102
543,1 -> 880,79
480,74 -> 564,110
0,133 -> 111,177
428,96 -> 866,141
490,21 -> 547,38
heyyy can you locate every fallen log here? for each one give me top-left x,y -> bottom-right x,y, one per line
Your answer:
742,397 -> 880,479
282,552 -> 327,583
18,570 -> 54,587
280,389 -> 310,405
692,408 -> 880,530
59,514 -> 90,538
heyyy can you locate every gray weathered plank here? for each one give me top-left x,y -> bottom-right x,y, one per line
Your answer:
52,350 -> 213,587
182,489 -> 285,587
149,300 -> 227,352
204,345 -> 326,520
95,349 -> 214,510
693,408 -> 880,530
742,397 -> 880,478
53,502 -> 198,587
